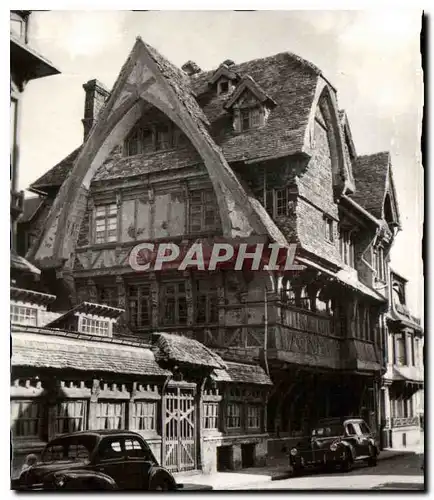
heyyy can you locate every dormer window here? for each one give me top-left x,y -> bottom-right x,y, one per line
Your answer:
241,107 -> 261,131
218,80 -> 230,95
124,122 -> 187,157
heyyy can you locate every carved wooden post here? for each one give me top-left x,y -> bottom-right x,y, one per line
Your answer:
129,382 -> 137,431
216,272 -> 225,345
183,270 -> 194,327
148,187 -> 155,240
89,379 -> 100,430
116,276 -> 126,309
87,279 -> 98,303
149,272 -> 159,328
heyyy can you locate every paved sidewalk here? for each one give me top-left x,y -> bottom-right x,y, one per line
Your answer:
174,448 -> 421,490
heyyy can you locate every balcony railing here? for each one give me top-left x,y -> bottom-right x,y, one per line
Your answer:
281,305 -> 333,336
391,416 -> 419,428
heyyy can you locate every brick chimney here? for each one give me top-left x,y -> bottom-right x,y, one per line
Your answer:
82,79 -> 110,141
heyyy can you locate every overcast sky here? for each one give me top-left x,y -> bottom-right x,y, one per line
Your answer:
18,10 -> 423,317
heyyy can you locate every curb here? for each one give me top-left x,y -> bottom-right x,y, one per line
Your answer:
269,449 -> 417,482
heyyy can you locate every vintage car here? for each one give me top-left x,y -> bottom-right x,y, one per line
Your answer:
288,417 -> 379,475
12,430 -> 212,491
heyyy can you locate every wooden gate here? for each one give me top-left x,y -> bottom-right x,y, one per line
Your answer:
163,384 -> 196,472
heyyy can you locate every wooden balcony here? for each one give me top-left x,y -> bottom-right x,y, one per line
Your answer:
281,304 -> 334,336
391,416 -> 419,428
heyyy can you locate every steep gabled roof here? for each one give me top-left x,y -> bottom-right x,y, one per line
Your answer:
208,63 -> 239,85
19,196 -> 43,223
31,51 -> 321,191
31,146 -> 82,192
350,152 -> 391,219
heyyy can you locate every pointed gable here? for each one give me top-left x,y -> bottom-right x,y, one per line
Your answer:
350,151 -> 400,226
30,38 -> 292,268
224,74 -> 277,111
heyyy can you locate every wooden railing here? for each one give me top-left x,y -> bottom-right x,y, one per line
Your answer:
392,416 -> 419,428
281,305 -> 333,336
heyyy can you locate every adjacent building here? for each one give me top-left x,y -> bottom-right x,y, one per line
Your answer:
13,37 -> 423,475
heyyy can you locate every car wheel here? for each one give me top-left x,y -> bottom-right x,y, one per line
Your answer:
340,449 -> 353,472
153,480 -> 171,491
367,446 -> 377,467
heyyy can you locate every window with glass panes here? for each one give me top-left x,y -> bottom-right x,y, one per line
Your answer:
10,304 -> 37,326
339,229 -> 355,267
55,400 -> 87,435
128,284 -> 151,328
203,402 -> 219,429
81,317 -> 110,336
373,247 -> 386,282
156,125 -> 171,151
161,282 -> 187,325
264,188 -> 290,218
190,190 -> 220,233
195,279 -> 218,324
10,400 -> 43,438
95,401 -> 125,430
94,204 -> 118,244
247,405 -> 261,429
131,401 -> 156,431
241,107 -> 261,131
226,403 -> 241,429
324,217 -> 334,242
395,334 -> 406,365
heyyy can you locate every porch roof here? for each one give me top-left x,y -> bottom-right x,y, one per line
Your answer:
212,361 -> 273,386
11,328 -> 170,377
153,332 -> 226,370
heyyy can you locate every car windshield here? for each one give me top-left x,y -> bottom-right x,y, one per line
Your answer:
312,425 -> 343,437
41,436 -> 98,463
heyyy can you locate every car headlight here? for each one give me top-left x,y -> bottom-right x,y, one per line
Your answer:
330,443 -> 338,451
290,448 -> 298,456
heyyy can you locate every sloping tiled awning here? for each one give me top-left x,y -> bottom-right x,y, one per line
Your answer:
153,332 -> 226,370
11,249 -> 41,275
12,330 -> 170,378
211,361 -> 273,386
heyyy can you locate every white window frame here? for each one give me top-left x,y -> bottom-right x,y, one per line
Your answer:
10,303 -> 38,326
94,203 -> 118,244
80,316 -> 110,337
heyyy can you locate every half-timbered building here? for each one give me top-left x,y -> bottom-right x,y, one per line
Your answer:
14,37 -> 422,472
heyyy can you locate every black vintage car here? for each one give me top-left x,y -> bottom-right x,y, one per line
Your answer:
289,417 -> 379,475
12,430 -> 212,491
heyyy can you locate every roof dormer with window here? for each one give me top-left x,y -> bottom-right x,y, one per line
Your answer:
223,75 -> 276,133
208,62 -> 239,96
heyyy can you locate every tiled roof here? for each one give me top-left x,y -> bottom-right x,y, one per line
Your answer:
94,145 -> 202,182
19,197 -> 43,223
350,152 -> 390,219
31,146 -> 82,191
10,249 -> 41,275
192,51 -> 319,163
12,329 -> 170,377
153,332 -> 226,369
212,361 -> 273,386
28,51 -> 320,190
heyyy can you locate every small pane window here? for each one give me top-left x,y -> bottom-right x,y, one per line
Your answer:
226,403 -> 241,429
324,217 -> 334,242
81,317 -> 110,336
10,400 -> 43,438
10,304 -> 37,326
131,401 -> 156,431
55,400 -> 87,435
94,204 -> 118,244
161,282 -> 187,325
203,402 -> 219,429
96,402 -> 125,430
247,405 -> 261,429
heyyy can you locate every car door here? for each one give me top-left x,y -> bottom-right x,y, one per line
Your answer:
344,422 -> 359,455
94,437 -> 126,489
358,421 -> 375,455
349,422 -> 370,457
123,437 -> 156,490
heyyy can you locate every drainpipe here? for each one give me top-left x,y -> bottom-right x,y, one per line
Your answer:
264,283 -> 270,378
